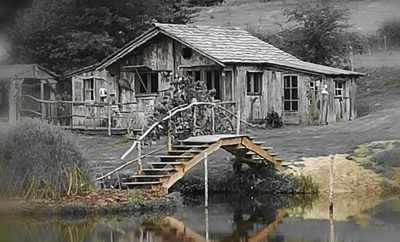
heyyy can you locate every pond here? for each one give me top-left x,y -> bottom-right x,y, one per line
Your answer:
1,194 -> 400,242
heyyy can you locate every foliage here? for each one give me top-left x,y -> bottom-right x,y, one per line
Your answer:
0,119 -> 91,200
292,174 -> 320,194
7,0 -> 193,73
265,111 -> 283,129
250,0 -> 357,67
378,18 -> 400,49
146,76 -> 235,141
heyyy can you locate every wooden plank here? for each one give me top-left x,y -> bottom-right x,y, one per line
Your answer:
181,134 -> 248,143
122,181 -> 162,185
172,144 -> 210,149
129,174 -> 170,178
148,162 -> 185,165
141,168 -> 177,172
168,149 -> 202,154
241,137 -> 282,170
154,155 -> 193,159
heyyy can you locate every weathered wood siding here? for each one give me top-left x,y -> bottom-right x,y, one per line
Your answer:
71,69 -> 113,127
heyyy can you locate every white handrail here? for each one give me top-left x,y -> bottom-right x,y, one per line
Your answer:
120,101 -> 253,160
97,146 -> 164,181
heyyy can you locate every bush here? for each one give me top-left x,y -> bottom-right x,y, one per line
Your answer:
0,119 -> 91,200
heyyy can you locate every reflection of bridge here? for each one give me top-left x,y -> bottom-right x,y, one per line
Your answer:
141,209 -> 286,242
97,102 -> 284,193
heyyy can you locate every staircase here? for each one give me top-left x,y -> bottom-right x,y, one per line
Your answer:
118,134 -> 284,192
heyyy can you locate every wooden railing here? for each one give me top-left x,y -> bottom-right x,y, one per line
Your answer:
20,95 -> 142,135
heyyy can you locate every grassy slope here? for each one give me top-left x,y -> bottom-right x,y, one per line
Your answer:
192,0 -> 400,34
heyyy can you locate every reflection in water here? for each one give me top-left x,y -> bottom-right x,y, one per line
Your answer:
1,195 -> 400,242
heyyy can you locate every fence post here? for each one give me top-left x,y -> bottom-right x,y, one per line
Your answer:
211,105 -> 215,134
204,152 -> 208,208
138,141 -> 142,171
329,154 -> 335,214
108,102 -> 112,136
236,102 -> 241,135
40,82 -> 46,120
167,110 -> 172,152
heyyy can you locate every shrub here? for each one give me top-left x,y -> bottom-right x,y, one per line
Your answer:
0,119 -> 91,200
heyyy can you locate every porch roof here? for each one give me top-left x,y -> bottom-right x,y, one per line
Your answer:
0,64 -> 58,81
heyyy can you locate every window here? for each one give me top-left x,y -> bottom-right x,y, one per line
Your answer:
335,81 -> 345,97
246,72 -> 263,95
135,73 -> 159,95
181,47 -> 193,59
283,75 -> 299,112
83,78 -> 95,101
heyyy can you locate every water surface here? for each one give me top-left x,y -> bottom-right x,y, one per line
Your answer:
1,194 -> 399,242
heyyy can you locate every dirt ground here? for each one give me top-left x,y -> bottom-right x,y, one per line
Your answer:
289,155 -> 384,194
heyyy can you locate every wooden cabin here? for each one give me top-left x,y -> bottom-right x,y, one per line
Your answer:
0,64 -> 57,123
73,23 -> 363,127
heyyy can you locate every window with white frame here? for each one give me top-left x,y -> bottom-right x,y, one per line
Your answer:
283,75 -> 299,112
335,80 -> 345,97
246,72 -> 263,95
83,78 -> 95,101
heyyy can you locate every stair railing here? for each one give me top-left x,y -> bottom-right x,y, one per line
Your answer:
121,101 -> 255,160
97,101 -> 256,182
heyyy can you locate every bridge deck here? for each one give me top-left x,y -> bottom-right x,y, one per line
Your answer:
183,134 -> 249,143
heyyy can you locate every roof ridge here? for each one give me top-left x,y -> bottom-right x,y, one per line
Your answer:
154,22 -> 243,31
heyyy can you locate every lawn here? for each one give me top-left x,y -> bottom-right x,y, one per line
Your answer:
192,0 -> 400,34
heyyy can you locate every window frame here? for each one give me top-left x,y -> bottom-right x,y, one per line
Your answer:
283,74 -> 299,112
246,71 -> 263,96
83,78 -> 95,101
334,80 -> 345,98
135,72 -> 159,96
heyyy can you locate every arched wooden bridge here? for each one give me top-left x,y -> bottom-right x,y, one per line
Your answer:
96,102 -> 285,193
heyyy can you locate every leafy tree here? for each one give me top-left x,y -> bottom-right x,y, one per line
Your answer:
7,0 -> 192,73
252,0 -> 355,67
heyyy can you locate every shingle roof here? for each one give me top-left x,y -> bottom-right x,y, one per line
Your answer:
156,23 -> 299,64
97,23 -> 363,76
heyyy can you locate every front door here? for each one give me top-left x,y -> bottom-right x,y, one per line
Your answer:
222,71 -> 233,101
0,83 -> 9,118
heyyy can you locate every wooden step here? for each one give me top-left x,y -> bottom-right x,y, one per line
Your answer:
129,174 -> 170,178
168,149 -> 202,154
148,162 -> 185,166
122,181 -> 162,186
141,168 -> 177,173
154,155 -> 194,160
172,144 -> 210,149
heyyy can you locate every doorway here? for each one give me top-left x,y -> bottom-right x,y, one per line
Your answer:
0,82 -> 9,119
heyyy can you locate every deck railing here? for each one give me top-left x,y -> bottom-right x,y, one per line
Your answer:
20,95 -> 142,135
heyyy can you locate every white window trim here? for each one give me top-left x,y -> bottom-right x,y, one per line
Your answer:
334,80 -> 345,98
283,74 -> 300,112
83,77 -> 95,102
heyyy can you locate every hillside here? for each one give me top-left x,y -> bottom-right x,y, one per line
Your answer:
192,0 -> 400,34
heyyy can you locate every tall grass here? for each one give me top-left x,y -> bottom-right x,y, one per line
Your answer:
0,119 -> 92,200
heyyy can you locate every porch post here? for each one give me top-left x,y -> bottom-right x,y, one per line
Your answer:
40,81 -> 46,119
9,78 -> 22,124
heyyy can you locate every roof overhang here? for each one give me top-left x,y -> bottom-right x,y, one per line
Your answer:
96,26 -> 225,71
225,61 -> 365,77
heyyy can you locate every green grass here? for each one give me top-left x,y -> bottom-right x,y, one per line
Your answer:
193,0 -> 400,34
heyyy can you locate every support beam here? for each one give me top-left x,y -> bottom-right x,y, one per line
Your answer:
204,153 -> 208,208
40,82 -> 46,119
9,78 -> 22,124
